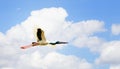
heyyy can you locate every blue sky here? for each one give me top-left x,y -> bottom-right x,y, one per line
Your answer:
0,0 -> 120,69
1,0 -> 120,32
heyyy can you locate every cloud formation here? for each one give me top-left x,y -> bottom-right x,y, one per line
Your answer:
112,24 -> 120,35
0,7 -> 94,69
0,7 -> 120,69
16,51 -> 92,69
95,41 -> 120,69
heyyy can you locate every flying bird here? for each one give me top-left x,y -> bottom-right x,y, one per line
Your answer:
21,28 -> 68,49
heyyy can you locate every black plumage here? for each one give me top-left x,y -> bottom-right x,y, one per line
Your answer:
37,28 -> 42,41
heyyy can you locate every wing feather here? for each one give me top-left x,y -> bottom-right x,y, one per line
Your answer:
37,28 -> 46,42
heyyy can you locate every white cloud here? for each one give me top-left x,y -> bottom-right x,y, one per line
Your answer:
110,64 -> 120,69
62,20 -> 105,38
112,24 -> 120,35
0,7 -> 96,69
2,6 -> 119,69
16,51 -> 92,69
65,20 -> 106,52
3,6 -> 120,69
1,67 -> 14,69
79,20 -> 105,34
73,35 -> 105,52
95,41 -> 120,65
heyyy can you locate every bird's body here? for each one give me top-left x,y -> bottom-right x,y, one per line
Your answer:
21,28 -> 68,49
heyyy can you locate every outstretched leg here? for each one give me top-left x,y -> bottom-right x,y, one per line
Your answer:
21,44 -> 33,49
